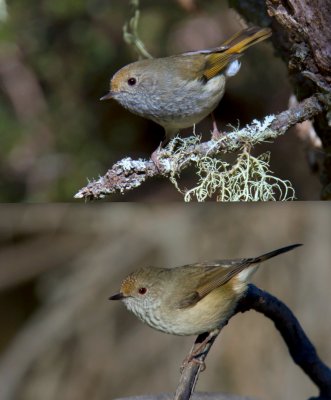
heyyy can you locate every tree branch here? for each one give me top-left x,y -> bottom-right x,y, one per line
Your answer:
231,0 -> 331,197
176,284 -> 331,400
74,94 -> 327,200
116,393 -> 255,400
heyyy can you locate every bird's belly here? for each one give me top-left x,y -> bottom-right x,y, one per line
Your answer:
161,286 -> 241,336
154,76 -> 226,129
123,75 -> 226,133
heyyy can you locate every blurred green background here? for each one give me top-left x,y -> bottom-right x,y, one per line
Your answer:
0,0 -> 321,201
0,203 -> 330,399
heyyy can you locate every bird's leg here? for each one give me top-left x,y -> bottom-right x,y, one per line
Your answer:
150,142 -> 164,171
210,112 -> 224,140
150,134 -> 171,171
150,135 -> 173,171
180,329 -> 220,373
184,357 -> 206,372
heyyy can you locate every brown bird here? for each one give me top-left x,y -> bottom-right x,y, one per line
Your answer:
101,26 -> 272,142
109,244 -> 301,336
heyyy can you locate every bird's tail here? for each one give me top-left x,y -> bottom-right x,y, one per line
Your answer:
202,26 -> 271,81
222,26 -> 272,54
221,244 -> 302,286
248,244 -> 303,264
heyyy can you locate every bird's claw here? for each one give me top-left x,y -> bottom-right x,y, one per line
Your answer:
150,143 -> 164,172
210,112 -> 224,140
180,353 -> 206,373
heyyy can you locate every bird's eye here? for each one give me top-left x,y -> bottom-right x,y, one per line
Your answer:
127,77 -> 137,86
138,287 -> 147,295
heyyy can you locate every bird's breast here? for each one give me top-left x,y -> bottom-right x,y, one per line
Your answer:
155,283 -> 242,336
150,74 -> 226,131
114,74 -> 226,133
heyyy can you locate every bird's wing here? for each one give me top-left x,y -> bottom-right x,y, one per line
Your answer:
195,259 -> 253,298
176,49 -> 239,82
180,26 -> 271,81
175,243 -> 301,309
175,259 -> 251,309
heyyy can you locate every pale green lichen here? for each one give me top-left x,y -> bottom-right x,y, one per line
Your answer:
167,134 -> 202,192
121,2 -> 295,202
183,148 -> 295,202
213,115 -> 277,152
166,116 -> 296,202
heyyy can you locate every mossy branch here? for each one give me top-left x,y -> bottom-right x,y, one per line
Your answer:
74,94 -> 328,201
231,0 -> 331,197
81,1 -> 330,201
181,147 -> 295,201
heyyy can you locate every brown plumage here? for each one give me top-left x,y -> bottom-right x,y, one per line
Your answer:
101,26 -> 272,140
110,244 -> 301,336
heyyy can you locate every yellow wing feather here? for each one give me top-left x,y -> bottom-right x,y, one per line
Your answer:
203,27 -> 271,81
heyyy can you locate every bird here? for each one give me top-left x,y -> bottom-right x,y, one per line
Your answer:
109,244 -> 301,337
101,26 -> 272,144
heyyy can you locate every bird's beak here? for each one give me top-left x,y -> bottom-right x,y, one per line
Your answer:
100,91 -> 113,101
109,292 -> 125,300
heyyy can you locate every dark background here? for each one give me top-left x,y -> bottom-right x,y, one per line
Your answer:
0,0 -> 322,201
0,203 -> 330,400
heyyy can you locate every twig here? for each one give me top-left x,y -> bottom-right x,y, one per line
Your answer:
75,94 -> 327,200
174,332 -> 220,400
116,394 -> 256,400
176,284 -> 331,400
123,0 -> 153,59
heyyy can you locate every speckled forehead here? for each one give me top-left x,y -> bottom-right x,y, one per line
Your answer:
111,67 -> 130,92
120,274 -> 136,295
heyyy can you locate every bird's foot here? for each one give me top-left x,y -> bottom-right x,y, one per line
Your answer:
180,329 -> 219,373
180,355 -> 206,373
210,113 -> 224,141
150,143 -> 164,172
211,123 -> 225,141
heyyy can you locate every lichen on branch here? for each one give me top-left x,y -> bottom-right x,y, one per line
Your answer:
75,0 -> 330,202
182,147 -> 295,202
74,94 -> 327,201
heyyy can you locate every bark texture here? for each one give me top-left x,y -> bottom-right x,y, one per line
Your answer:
232,0 -> 331,197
